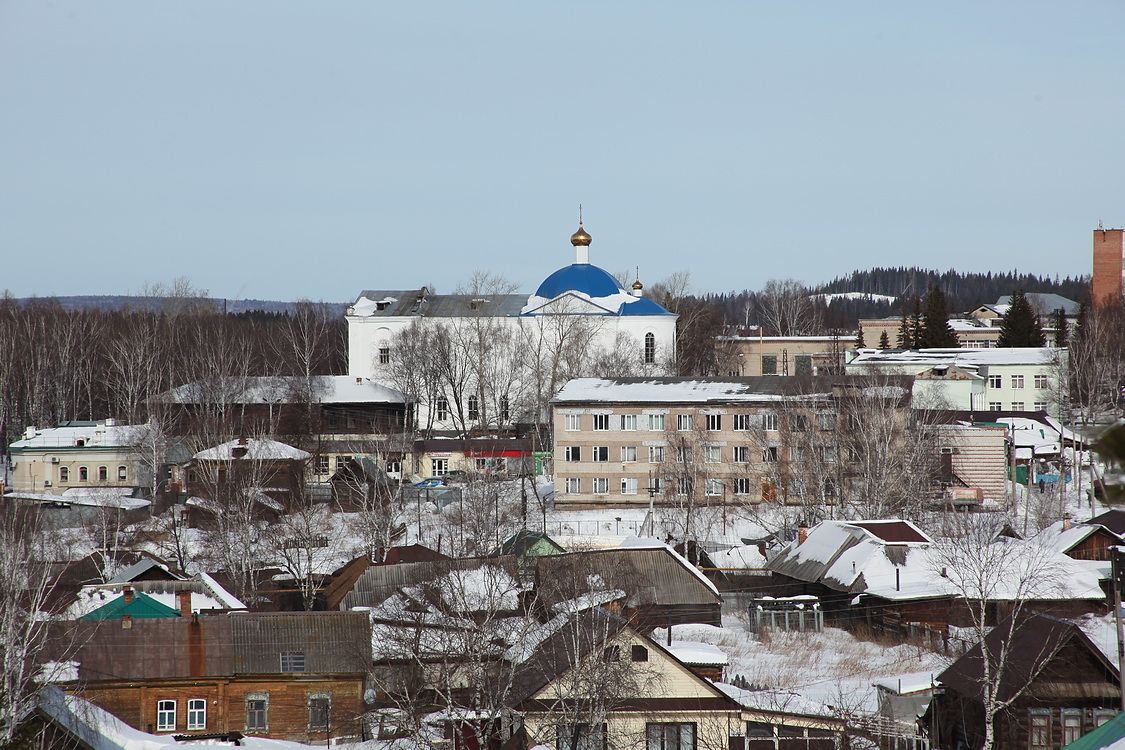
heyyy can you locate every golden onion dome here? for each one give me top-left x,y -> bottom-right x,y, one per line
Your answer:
570,223 -> 592,247
632,280 -> 643,290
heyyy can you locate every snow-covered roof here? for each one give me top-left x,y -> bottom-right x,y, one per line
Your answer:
666,640 -> 729,666
106,558 -> 185,585
156,375 -> 405,405
193,438 -> 309,461
995,293 -> 1079,316
850,347 -> 1063,367
552,377 -> 832,405
1035,521 -> 1103,556
522,263 -> 673,318
66,575 -> 247,619
10,421 -> 143,450
4,490 -> 150,511
872,670 -> 939,695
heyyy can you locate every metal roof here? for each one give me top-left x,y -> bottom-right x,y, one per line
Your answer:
535,547 -> 721,609
343,555 -> 519,610
79,591 -> 181,621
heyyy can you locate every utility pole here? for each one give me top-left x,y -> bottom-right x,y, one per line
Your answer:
1113,546 -> 1125,712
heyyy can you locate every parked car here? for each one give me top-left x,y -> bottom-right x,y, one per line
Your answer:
413,478 -> 445,489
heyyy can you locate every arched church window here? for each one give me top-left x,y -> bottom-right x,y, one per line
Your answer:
644,333 -> 656,364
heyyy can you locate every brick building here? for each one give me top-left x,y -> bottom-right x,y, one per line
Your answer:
1093,227 -> 1125,304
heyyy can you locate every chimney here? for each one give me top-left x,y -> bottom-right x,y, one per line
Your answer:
177,590 -> 192,617
797,522 -> 809,546
355,377 -> 362,385
122,614 -> 133,630
104,418 -> 117,427
237,435 -> 247,446
123,587 -> 134,604
1062,514 -> 1073,531
24,426 -> 36,440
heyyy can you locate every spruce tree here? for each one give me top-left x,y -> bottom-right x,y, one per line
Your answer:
921,285 -> 958,348
997,290 -> 1046,347
909,296 -> 924,349
855,328 -> 866,348
1051,307 -> 1069,348
897,310 -> 913,349
878,330 -> 890,349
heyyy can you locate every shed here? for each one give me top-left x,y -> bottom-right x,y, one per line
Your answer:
79,591 -> 181,621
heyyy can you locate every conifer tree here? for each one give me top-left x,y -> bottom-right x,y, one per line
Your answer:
1051,308 -> 1069,348
878,330 -> 890,349
855,328 -> 866,348
921,285 -> 958,348
997,290 -> 1046,347
909,296 -> 924,349
897,310 -> 913,349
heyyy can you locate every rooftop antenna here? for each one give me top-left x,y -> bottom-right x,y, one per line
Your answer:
1099,219 -> 1105,231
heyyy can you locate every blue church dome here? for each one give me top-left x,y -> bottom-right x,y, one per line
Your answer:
534,264 -> 625,299
617,296 -> 673,316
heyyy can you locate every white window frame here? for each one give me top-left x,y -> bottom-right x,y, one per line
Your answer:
705,413 -> 722,431
762,446 -> 779,463
431,458 -> 449,476
733,414 -> 752,431
1011,402 -> 1025,411
592,446 -> 609,463
592,477 -> 609,495
592,414 -> 611,431
648,414 -> 665,431
648,445 -> 665,463
734,477 -> 753,495
676,414 -> 693,431
620,477 -> 638,495
117,465 -> 128,481
565,477 -> 581,494
988,402 -> 1002,411
733,446 -> 749,463
565,413 -> 581,431
620,414 -> 637,431
1011,374 -> 1025,389
704,445 -> 722,464
564,445 -> 581,462
1033,401 -> 1047,411
705,479 -> 723,497
157,700 -> 176,732
378,346 -> 390,365
762,412 -> 778,431
187,698 -> 206,730
1034,374 -> 1049,389
620,446 -> 637,463
988,374 -> 1002,388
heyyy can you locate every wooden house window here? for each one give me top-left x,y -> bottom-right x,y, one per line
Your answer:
1062,709 -> 1082,744
1028,710 -> 1050,748
280,650 -> 306,672
646,723 -> 696,750
631,644 -> 649,662
156,700 -> 176,732
245,694 -> 268,731
187,699 -> 206,730
308,695 -> 330,729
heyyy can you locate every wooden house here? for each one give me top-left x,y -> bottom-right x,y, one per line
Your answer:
925,612 -> 1119,750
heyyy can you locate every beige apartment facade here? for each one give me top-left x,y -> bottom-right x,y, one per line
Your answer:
6,420 -> 146,495
718,335 -> 847,377
551,378 -> 850,509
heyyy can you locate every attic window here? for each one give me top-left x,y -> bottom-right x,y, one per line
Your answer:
75,439 -> 86,448
602,646 -> 621,662
469,298 -> 489,310
375,301 -> 389,311
280,651 -> 306,673
631,645 -> 649,662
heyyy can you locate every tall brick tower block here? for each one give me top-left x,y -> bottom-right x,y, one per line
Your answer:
1093,227 -> 1125,304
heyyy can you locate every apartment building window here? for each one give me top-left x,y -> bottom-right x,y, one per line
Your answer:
988,374 -> 1002,388
435,397 -> 450,422
646,722 -> 696,750
817,445 -> 836,462
1012,375 -> 1025,389
98,466 -> 108,482
621,446 -> 637,463
592,477 -> 609,494
790,478 -> 806,497
762,412 -> 778,431
733,446 -> 750,463
621,478 -> 638,495
734,477 -> 753,495
1034,374 -> 1049,389
989,402 -> 1002,411
791,445 -> 805,461
467,395 -> 479,421
648,446 -> 665,463
676,477 -> 692,495
644,332 -> 656,364
761,355 -> 778,375
156,700 -> 176,732
308,695 -> 330,730
620,414 -> 638,431
762,446 -> 779,463
705,479 -> 723,497
378,346 -> 391,365
557,723 -> 605,750
565,413 -> 581,431
788,414 -> 807,431
564,446 -> 581,462
245,694 -> 268,732
733,414 -> 753,431
117,465 -> 128,481
592,446 -> 609,462
59,466 -> 69,483
335,455 -> 349,473
676,446 -> 692,463
704,445 -> 722,464
705,414 -> 722,431
1034,401 -> 1047,411
650,477 -> 662,494
1011,402 -> 1025,411
648,413 -> 665,431
187,699 -> 206,730
431,458 -> 449,476
593,414 -> 611,431
315,455 -> 330,474
280,650 -> 306,672
818,413 -> 837,431
677,414 -> 693,431
565,477 -> 581,494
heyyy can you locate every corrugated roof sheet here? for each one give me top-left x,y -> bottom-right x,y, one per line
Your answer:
535,547 -> 721,609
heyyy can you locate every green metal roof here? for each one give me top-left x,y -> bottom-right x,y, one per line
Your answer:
1064,712 -> 1125,749
80,591 -> 181,621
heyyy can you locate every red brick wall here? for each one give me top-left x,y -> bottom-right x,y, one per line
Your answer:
75,676 -> 365,742
1093,229 -> 1125,305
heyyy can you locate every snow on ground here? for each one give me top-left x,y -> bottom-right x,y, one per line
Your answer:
811,292 -> 897,304
654,616 -> 950,716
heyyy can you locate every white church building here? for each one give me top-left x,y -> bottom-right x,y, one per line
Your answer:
346,222 -> 678,430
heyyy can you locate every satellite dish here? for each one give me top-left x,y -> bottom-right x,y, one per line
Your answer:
364,688 -> 377,705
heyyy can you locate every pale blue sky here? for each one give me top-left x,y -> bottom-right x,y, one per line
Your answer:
2,2 -> 1123,300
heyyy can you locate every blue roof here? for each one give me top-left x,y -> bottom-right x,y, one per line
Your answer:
618,296 -> 674,316
535,264 -> 624,299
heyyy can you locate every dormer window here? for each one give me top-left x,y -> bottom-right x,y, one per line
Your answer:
469,298 -> 489,310
375,301 -> 389,311
280,651 -> 306,673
